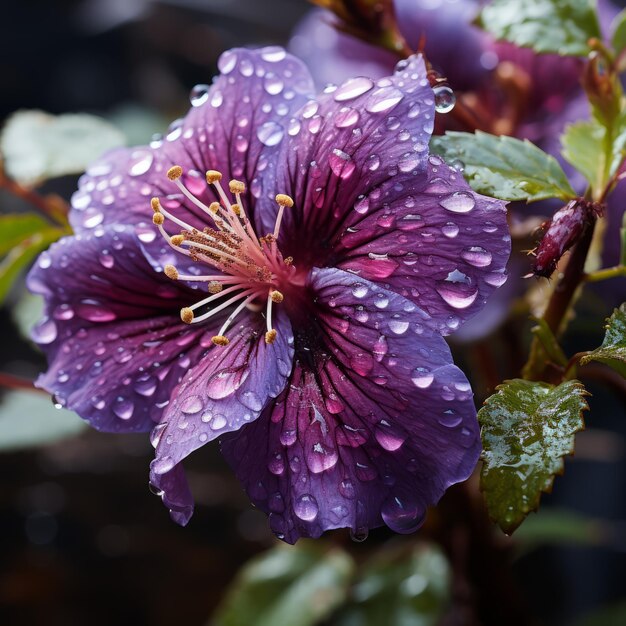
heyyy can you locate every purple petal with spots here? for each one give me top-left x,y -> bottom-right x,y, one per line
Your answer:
221,268 -> 480,542
69,47 -> 315,257
27,225 -> 220,432
149,308 -> 294,525
259,53 -> 434,245
334,156 -> 510,334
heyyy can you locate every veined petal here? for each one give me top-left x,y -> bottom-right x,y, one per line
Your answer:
149,308 -> 294,525
69,47 -> 315,257
335,157 -> 511,334
221,268 -> 479,542
27,226 -> 214,432
259,53 -> 434,251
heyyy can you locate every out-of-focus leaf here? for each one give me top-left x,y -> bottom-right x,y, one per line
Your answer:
0,228 -> 63,303
611,9 -> 626,56
1,110 -> 125,187
575,602 -> 626,626
211,542 -> 355,626
12,290 -> 44,340
0,390 -> 86,451
620,212 -> 626,266
107,105 -> 168,146
479,379 -> 589,534
581,304 -> 626,377
0,213 -> 51,256
478,0 -> 600,56
336,543 -> 450,626
430,131 -> 576,202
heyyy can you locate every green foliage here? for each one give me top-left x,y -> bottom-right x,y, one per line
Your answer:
212,542 -> 355,626
336,543 -> 450,626
580,304 -> 626,377
479,379 -> 589,534
561,120 -> 609,193
431,131 -> 576,202
0,213 -> 50,256
0,390 -> 86,451
1,110 -> 125,187
478,0 -> 600,56
611,9 -> 626,57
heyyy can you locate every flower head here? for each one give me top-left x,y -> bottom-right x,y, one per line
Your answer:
28,47 -> 510,542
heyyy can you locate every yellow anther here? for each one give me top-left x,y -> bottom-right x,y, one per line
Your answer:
181,307 -> 194,324
270,290 -> 284,303
170,234 -> 185,246
167,165 -> 183,180
276,194 -> 294,208
208,281 -> 223,294
208,202 -> 220,214
206,170 -> 222,184
229,179 -> 246,194
164,264 -> 178,280
230,203 -> 241,216
153,212 -> 165,225
151,197 -> 161,212
284,256 -> 293,265
211,335 -> 230,346
265,329 -> 277,344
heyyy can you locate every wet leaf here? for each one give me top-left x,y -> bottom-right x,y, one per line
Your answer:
336,542 -> 450,626
1,110 -> 125,187
479,379 -> 589,534
0,389 -> 86,451
211,542 -> 355,626
478,0 -> 600,56
431,131 -> 576,202
0,213 -> 51,256
580,304 -> 626,377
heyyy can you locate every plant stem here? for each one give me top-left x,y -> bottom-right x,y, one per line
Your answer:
585,265 -> 626,282
0,372 -> 43,393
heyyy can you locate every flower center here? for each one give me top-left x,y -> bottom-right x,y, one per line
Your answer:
151,165 -> 295,346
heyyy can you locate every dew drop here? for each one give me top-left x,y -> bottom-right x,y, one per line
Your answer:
256,121 -> 284,147
99,251 -> 114,268
294,494 -> 319,521
77,300 -> 116,322
366,154 -> 380,171
329,149 -> 355,178
365,87 -> 404,113
134,374 -> 158,397
334,106 -> 360,128
350,527 -> 369,542
334,76 -> 374,101
461,246 -> 492,267
433,85 -> 456,113
181,395 -> 203,415
381,496 -> 425,533
189,83 -> 210,106
388,316 -> 409,335
261,46 -> 286,62
440,192 -> 475,213
239,390 -> 263,411
210,414 -> 227,430
439,409 -> 463,428
288,118 -> 301,136
80,207 -> 104,229
398,152 -> 420,173
218,50 -> 237,74
352,283 -> 368,298
152,456 -> 175,475
354,195 -> 370,214
375,421 -> 405,451
113,397 -> 134,420
436,281 -> 478,309
441,222 -> 459,238
33,318 -> 57,344
411,367 -> 434,389
264,73 -> 284,95
53,304 -> 74,321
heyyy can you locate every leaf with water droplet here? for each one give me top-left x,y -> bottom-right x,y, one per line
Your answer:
0,110 -> 125,186
479,379 -> 589,534
580,303 -> 626,377
212,542 -> 354,626
478,0 -> 600,56
431,131 -> 576,202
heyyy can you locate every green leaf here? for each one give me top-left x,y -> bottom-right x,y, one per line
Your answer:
478,0 -> 601,56
611,9 -> 626,56
0,228 -> 63,303
212,542 -> 355,626
580,304 -> 626,377
620,211 -> 626,266
561,120 -> 608,192
0,213 -> 51,256
336,543 -> 451,626
430,131 -> 576,202
0,389 -> 86,451
11,289 -> 44,340
1,110 -> 125,187
479,379 -> 589,534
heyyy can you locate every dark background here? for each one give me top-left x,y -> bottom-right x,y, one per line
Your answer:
1,1 -> 625,625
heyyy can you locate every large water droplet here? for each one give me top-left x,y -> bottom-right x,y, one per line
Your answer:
239,390 -> 263,411
352,283 -> 368,298
77,300 -> 116,322
433,85 -> 456,113
334,77 -> 374,102
461,246 -> 492,267
218,50 -> 237,74
113,397 -> 134,420
257,121 -> 284,147
350,527 -> 369,542
441,222 -> 459,238
134,374 -> 158,397
366,87 -> 404,113
485,272 -> 508,287
189,83 -> 210,106
375,421 -> 405,451
261,46 -> 286,62
206,367 -> 249,399
436,281 -> 478,309
329,149 -> 355,178
398,152 -> 420,173
294,494 -> 319,521
411,367 -> 434,389
33,318 -> 57,344
334,106 -> 360,128
381,496 -> 425,533
180,395 -> 203,415
264,73 -> 284,95
440,192 -> 475,213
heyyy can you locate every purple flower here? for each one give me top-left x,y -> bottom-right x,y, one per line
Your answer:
28,47 -> 510,542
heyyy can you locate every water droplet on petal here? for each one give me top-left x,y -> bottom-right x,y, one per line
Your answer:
77,300 -> 116,322
366,154 -> 380,171
461,246 -> 492,267
375,421 -> 405,451
439,408 -> 463,428
329,149 -> 355,178
294,494 -> 319,521
440,192 -> 475,213
381,496 -> 425,533
189,83 -> 210,106
261,46 -> 286,62
181,395 -> 203,415
441,222 -> 459,238
436,281 -> 478,309
350,527 -> 369,542
152,456 -> 175,475
257,121 -> 284,146
334,76 -> 374,102
411,367 -> 434,389
398,152 -> 420,173
113,397 -> 134,420
218,50 -> 237,74
334,106 -> 360,128
366,87 -> 404,113
264,73 -> 284,95
485,271 -> 508,287
354,195 -> 370,214
352,283 -> 368,298
433,85 -> 456,113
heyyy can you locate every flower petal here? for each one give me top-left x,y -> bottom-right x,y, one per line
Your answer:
335,157 -> 511,334
69,47 -> 315,251
221,268 -> 479,542
27,225 -> 215,432
149,308 -> 294,525
259,53 -> 434,246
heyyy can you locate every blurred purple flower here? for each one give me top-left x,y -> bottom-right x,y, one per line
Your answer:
28,48 -> 510,542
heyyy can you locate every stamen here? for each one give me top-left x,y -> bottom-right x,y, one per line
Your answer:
151,197 -> 161,212
273,193 -> 293,238
171,234 -> 185,246
208,281 -> 223,294
211,335 -> 230,346
265,329 -> 277,344
214,293 -> 257,340
229,180 -> 246,194
168,166 -> 183,180
153,213 -> 165,225
181,307 -> 194,324
270,290 -> 284,303
190,288 -> 256,324
164,264 -> 178,280
206,170 -> 222,184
